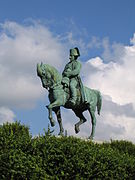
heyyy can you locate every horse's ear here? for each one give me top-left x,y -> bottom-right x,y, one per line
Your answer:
37,63 -> 42,77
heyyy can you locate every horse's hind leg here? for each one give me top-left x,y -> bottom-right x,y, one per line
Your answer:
88,108 -> 96,140
73,110 -> 87,134
53,107 -> 64,136
48,108 -> 55,127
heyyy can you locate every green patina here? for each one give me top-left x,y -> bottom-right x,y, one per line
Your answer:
37,47 -> 102,139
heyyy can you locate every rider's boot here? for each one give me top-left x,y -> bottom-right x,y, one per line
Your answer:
69,86 -> 77,106
69,98 -> 76,106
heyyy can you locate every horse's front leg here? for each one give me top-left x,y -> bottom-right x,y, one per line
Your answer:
46,100 -> 61,128
47,108 -> 55,127
53,107 -> 64,136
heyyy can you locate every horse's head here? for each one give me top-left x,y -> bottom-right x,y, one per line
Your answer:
37,62 -> 52,89
37,62 -> 62,90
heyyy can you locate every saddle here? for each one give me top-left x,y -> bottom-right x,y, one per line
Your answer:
61,76 -> 86,103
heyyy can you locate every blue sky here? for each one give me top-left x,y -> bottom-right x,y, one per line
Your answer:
0,0 -> 134,43
0,0 -> 135,141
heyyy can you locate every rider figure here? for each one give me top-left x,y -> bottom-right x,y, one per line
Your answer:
62,47 -> 85,105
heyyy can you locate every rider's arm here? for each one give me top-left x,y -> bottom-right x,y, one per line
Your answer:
65,61 -> 82,78
62,63 -> 70,76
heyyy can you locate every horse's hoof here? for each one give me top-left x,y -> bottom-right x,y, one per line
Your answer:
58,132 -> 64,136
50,120 -> 55,127
75,124 -> 80,134
88,135 -> 93,140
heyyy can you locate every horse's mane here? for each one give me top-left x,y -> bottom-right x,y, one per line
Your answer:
43,64 -> 62,84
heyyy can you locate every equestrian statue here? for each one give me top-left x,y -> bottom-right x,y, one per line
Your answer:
37,47 -> 102,139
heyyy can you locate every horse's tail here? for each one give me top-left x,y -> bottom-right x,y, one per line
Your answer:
97,91 -> 102,115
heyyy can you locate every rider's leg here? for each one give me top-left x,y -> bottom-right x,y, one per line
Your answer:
69,78 -> 77,105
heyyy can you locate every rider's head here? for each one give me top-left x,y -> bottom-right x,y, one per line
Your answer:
69,47 -> 80,61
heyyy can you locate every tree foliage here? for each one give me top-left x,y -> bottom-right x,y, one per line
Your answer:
0,122 -> 135,179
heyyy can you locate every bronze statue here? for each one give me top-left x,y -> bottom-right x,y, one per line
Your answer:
37,47 -> 102,139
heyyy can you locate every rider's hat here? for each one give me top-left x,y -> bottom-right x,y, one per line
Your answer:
70,47 -> 80,57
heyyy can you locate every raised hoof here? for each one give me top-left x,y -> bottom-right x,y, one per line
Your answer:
68,99 -> 76,106
75,124 -> 80,134
50,120 -> 55,127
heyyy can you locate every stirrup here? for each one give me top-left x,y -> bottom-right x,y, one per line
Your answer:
69,98 -> 76,105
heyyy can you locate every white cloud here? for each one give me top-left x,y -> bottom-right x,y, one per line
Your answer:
83,43 -> 135,107
0,21 -> 66,109
63,32 -> 88,55
96,112 -> 135,142
87,36 -> 101,49
130,33 -> 135,45
0,107 -> 15,124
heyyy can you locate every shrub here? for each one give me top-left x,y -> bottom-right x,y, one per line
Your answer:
0,122 -> 135,179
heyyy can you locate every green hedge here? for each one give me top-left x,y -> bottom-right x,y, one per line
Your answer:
0,122 -> 135,179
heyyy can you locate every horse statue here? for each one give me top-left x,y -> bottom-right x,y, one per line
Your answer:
37,63 -> 102,139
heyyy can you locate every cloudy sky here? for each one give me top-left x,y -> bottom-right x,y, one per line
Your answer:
0,0 -> 135,142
